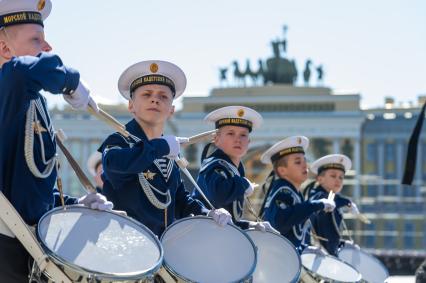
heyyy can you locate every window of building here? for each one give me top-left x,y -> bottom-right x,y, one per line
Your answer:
404,222 -> 415,249
364,223 -> 376,248
384,221 -> 396,249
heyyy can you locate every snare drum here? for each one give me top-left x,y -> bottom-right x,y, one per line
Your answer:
36,205 -> 163,282
301,247 -> 362,283
245,230 -> 301,283
160,216 -> 257,283
338,244 -> 389,283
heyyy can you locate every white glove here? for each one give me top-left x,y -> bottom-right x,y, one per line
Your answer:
244,177 -> 256,197
161,135 -> 188,158
63,79 -> 99,112
208,208 -> 233,226
78,192 -> 113,211
348,202 -> 360,215
249,221 -> 280,234
303,246 -> 326,256
318,198 -> 336,212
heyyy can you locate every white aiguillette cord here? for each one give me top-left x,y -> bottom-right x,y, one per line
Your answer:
0,192 -> 72,283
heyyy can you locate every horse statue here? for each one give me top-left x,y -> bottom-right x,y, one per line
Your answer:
244,59 -> 259,86
218,67 -> 228,86
303,59 -> 312,86
316,65 -> 324,85
263,40 -> 298,85
232,61 -> 246,86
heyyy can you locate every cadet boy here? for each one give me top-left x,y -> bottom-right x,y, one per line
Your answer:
99,60 -> 232,237
194,106 -> 277,232
0,1 -> 109,281
260,136 -> 336,252
308,154 -> 359,255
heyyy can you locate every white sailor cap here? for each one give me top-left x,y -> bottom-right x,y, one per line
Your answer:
87,151 -> 102,177
310,154 -> 352,175
204,106 -> 263,132
118,60 -> 187,100
261,136 -> 309,164
0,0 -> 52,28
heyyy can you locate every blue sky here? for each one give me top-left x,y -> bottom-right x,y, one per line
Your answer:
44,0 -> 425,109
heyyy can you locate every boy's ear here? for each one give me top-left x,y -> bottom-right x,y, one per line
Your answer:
128,99 -> 134,114
0,39 -> 13,61
168,105 -> 175,118
276,165 -> 286,178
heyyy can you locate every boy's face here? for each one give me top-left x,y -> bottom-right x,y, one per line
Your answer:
0,24 -> 52,60
214,125 -> 250,160
128,84 -> 175,127
277,153 -> 308,188
317,169 -> 344,193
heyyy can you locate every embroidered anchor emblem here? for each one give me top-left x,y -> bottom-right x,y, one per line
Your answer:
143,170 -> 156,180
33,120 -> 47,134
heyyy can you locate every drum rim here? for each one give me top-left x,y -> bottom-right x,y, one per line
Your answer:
160,216 -> 258,283
37,205 -> 164,280
301,251 -> 362,283
338,245 -> 390,279
245,229 -> 302,283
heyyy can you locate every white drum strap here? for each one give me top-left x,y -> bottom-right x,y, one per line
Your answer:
0,192 -> 71,283
124,132 -> 172,210
24,98 -> 57,178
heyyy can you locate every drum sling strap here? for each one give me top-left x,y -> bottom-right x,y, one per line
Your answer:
0,192 -> 72,283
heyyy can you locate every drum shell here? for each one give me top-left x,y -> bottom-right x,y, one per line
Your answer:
301,249 -> 362,283
338,245 -> 389,283
37,205 -> 163,283
160,216 -> 257,283
245,229 -> 301,283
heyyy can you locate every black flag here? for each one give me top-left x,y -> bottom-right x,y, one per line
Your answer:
402,101 -> 426,185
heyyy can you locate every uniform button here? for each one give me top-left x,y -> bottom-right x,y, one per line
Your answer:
62,87 -> 67,92
69,89 -> 74,94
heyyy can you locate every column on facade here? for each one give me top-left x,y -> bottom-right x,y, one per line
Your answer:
333,138 -> 340,154
415,141 -> 422,201
353,137 -> 361,202
377,140 -> 385,200
396,140 -> 404,199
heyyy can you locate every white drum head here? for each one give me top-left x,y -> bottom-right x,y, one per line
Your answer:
338,246 -> 389,283
161,217 -> 256,283
246,230 -> 301,282
38,206 -> 162,277
301,250 -> 361,282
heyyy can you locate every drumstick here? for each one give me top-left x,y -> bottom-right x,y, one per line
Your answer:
244,196 -> 262,222
55,129 -> 97,194
328,191 -> 335,200
87,105 -> 130,137
357,213 -> 371,224
174,157 -> 215,210
182,129 -> 218,147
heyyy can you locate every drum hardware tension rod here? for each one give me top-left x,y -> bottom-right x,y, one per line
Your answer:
174,156 -> 215,210
55,129 -> 97,194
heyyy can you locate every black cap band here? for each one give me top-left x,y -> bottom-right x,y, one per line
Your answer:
215,118 -> 253,132
271,146 -> 304,163
318,163 -> 345,175
0,11 -> 43,28
130,74 -> 175,96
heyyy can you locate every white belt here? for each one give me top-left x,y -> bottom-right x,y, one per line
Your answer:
0,218 -> 15,238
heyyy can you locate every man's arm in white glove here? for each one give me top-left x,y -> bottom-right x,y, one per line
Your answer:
348,202 -> 360,215
243,177 -> 257,197
63,79 -> 99,112
78,192 -> 113,211
160,135 -> 189,159
207,208 -> 233,226
317,198 -> 336,212
249,221 -> 280,234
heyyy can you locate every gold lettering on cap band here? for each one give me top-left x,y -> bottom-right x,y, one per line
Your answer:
215,118 -> 253,131
0,11 -> 43,28
271,146 -> 305,163
130,74 -> 176,95
318,163 -> 345,174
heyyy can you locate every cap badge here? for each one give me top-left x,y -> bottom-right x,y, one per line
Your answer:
339,157 -> 344,163
150,63 -> 159,73
237,109 -> 245,117
37,0 -> 46,11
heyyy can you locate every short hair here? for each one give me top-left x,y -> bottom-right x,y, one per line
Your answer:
273,155 -> 289,171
